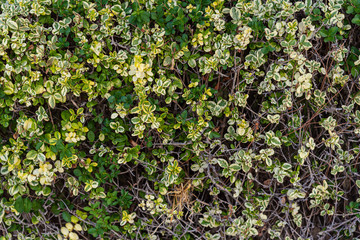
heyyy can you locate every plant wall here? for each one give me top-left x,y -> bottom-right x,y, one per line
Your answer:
1,0 -> 360,239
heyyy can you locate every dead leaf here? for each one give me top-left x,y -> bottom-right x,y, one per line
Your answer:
170,58 -> 175,70
263,179 -> 271,186
215,81 -> 220,90
130,139 -> 138,147
13,132 -> 19,139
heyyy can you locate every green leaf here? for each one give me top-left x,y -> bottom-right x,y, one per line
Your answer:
84,184 -> 92,192
37,153 -> 46,162
112,225 -> 120,231
26,150 -> 38,160
14,197 -> 24,213
188,58 -> 196,68
3,81 -> 14,95
356,180 -> 360,188
90,24 -> 98,31
111,5 -> 122,14
49,96 -> 56,108
77,108 -> 84,115
43,186 -> 51,196
74,169 -> 82,177
32,200 -> 42,212
88,228 -> 98,237
139,11 -> 150,23
313,8 -> 321,15
229,164 -> 242,172
70,55 -> 78,63
163,56 -> 172,66
352,14 -> 360,25
270,137 -> 281,147
131,117 -> 141,124
352,67 -> 360,78
319,29 -> 328,37
328,27 -> 338,36
62,211 -> 72,222
347,6 -> 355,14
230,7 -> 241,21
283,163 -> 292,170
217,158 -> 228,168
87,131 -> 95,142
7,19 -> 18,30
0,166 -> 9,175
24,198 -> 32,213
32,216 -> 40,224
209,131 -> 221,139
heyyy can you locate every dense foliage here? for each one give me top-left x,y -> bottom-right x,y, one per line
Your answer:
1,0 -> 360,239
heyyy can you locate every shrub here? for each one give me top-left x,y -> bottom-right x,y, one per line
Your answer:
1,0 -> 360,239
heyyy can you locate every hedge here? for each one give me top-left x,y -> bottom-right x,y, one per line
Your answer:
1,0 -> 360,239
